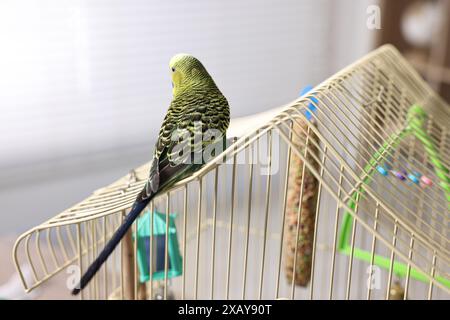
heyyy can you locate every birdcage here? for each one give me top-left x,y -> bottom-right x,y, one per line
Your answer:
13,44 -> 450,300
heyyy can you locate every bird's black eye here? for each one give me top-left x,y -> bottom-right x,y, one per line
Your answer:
171,67 -> 175,72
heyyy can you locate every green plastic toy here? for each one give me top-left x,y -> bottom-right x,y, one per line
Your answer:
338,105 -> 450,289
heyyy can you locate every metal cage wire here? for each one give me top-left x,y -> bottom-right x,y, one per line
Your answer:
13,45 -> 450,300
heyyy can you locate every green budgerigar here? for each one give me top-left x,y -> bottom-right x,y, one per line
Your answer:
72,54 -> 230,295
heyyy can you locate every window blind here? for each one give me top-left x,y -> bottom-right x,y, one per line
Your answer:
0,0 -> 375,169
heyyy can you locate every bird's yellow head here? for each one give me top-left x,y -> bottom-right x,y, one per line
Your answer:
169,53 -> 215,96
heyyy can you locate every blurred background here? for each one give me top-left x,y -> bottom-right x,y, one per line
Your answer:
0,0 -> 449,298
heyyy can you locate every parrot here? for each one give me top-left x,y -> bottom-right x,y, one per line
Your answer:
72,53 -> 230,295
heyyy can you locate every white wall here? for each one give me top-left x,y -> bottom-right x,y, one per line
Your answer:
0,0 -> 378,234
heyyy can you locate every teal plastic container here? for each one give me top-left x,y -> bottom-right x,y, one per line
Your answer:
133,210 -> 182,283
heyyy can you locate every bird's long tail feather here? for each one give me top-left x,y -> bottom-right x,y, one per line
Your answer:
71,198 -> 151,295
71,152 -> 200,295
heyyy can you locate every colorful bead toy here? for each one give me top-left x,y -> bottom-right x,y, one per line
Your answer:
392,170 -> 406,181
376,166 -> 388,176
376,164 -> 431,188
408,174 -> 419,184
420,175 -> 433,187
